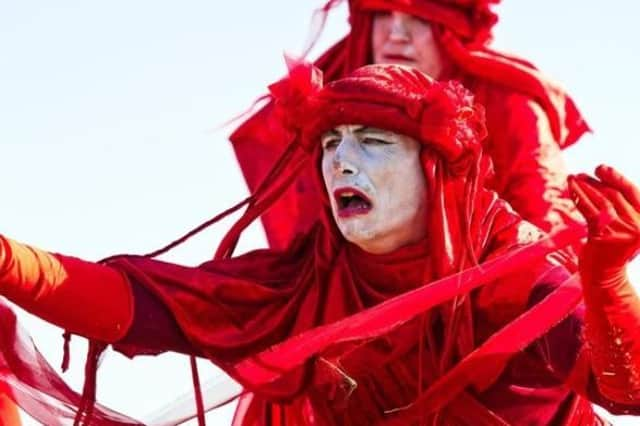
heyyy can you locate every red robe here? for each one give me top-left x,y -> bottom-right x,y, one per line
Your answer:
111,239 -> 599,425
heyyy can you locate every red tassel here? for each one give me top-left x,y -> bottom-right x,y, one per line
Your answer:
73,341 -> 106,426
190,356 -> 206,426
61,331 -> 71,373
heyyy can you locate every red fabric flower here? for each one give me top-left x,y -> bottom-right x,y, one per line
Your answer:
268,56 -> 323,136
418,80 -> 486,165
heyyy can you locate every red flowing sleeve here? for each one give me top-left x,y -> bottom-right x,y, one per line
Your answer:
110,248 -> 315,362
107,230 -> 331,398
0,230 -> 327,400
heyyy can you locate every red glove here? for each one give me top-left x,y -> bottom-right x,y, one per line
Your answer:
569,165 -> 640,403
0,236 -> 133,342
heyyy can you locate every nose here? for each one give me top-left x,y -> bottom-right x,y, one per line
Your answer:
388,11 -> 410,42
333,137 -> 360,176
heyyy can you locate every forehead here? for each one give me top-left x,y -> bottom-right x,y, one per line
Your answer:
323,124 -> 401,138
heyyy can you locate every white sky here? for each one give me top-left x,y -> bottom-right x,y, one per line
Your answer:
1,0 -> 639,424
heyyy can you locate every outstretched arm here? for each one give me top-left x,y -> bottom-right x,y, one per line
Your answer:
0,232 -> 310,363
0,235 -> 134,342
569,165 -> 640,404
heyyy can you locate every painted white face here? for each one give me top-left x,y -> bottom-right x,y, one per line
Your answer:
371,10 -> 447,79
321,124 -> 427,254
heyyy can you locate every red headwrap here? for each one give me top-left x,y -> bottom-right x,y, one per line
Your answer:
270,60 -> 486,159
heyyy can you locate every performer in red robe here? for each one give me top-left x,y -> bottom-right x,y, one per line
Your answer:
0,63 -> 637,425
230,0 -> 590,250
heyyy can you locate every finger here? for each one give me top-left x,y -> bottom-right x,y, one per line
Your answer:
569,177 -> 601,219
571,178 -> 617,233
576,174 -> 638,223
600,185 -> 639,225
595,165 -> 640,210
575,173 -> 601,187
574,176 -> 617,214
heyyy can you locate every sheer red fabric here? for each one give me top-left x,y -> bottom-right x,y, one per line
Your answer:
0,298 -> 143,425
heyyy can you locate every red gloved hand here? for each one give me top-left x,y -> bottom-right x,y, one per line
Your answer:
569,164 -> 640,403
570,164 -> 640,271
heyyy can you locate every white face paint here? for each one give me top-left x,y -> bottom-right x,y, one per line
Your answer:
371,11 -> 447,79
321,124 -> 427,254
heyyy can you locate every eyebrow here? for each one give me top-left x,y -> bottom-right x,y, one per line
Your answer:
322,129 -> 341,139
320,131 -> 340,147
322,126 -> 389,140
353,126 -> 387,135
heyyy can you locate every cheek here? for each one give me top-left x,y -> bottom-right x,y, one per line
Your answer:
413,32 -> 444,76
371,20 -> 388,57
364,149 -> 397,182
321,154 -> 341,214
379,155 -> 426,212
402,160 -> 427,217
415,34 -> 438,58
321,154 -> 333,189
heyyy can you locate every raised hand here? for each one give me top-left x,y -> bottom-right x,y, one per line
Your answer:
569,164 -> 640,271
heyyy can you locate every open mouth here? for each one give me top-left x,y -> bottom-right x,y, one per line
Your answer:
333,188 -> 373,218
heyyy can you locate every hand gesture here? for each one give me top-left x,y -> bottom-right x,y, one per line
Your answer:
569,165 -> 640,270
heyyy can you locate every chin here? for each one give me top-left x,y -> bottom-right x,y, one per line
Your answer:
340,225 -> 380,248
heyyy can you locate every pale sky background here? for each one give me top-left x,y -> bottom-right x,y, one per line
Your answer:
1,0 -> 639,424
